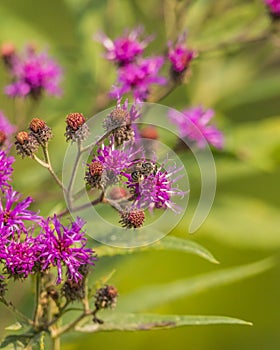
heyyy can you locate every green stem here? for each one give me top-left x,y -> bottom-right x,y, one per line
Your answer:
51,336 -> 60,350
33,273 -> 41,327
67,141 -> 82,203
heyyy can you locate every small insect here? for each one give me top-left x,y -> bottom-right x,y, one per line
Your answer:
131,171 -> 145,183
134,161 -> 158,176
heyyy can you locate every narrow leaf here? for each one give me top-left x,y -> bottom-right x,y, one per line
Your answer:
97,236 -> 219,264
76,313 -> 252,333
118,257 -> 275,312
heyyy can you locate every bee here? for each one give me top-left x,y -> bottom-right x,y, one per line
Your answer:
129,160 -> 158,183
134,161 -> 158,176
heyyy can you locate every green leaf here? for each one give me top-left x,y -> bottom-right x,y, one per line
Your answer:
97,236 -> 219,264
76,313 -> 252,333
117,258 -> 275,312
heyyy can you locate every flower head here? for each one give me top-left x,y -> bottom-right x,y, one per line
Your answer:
168,33 -> 195,74
96,27 -> 153,65
38,216 -> 96,284
169,106 -> 224,149
264,0 -> 280,17
4,46 -> 63,99
0,150 -> 14,192
110,56 -> 166,101
124,161 -> 185,213
65,113 -> 89,143
0,234 -> 40,279
0,189 -> 42,239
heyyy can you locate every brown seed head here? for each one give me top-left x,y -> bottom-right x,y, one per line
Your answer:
66,113 -> 85,131
29,118 -> 46,133
15,131 -> 29,144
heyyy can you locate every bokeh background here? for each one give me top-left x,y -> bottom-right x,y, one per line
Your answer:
0,0 -> 280,349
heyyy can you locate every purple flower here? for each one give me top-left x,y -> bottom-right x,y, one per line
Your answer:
0,111 -> 16,139
264,0 -> 280,16
92,143 -> 142,181
0,150 -> 14,192
38,216 -> 96,284
0,189 -> 42,239
168,33 -> 195,73
124,162 -> 185,213
110,56 -> 166,101
0,234 -> 39,279
169,106 -> 224,149
95,27 -> 153,65
4,46 -> 63,99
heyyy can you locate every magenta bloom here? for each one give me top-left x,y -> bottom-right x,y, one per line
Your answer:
0,234 -> 39,278
264,0 -> 280,16
38,216 -> 96,284
0,150 -> 14,192
169,106 -> 224,149
95,27 -> 153,65
4,46 -> 63,99
124,163 -> 185,213
168,33 -> 195,73
0,189 -> 42,239
0,111 -> 16,138
110,56 -> 166,101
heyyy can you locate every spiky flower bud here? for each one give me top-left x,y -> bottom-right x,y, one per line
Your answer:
103,107 -> 134,146
65,112 -> 89,143
0,131 -> 7,147
119,209 -> 145,229
94,285 -> 118,310
15,131 -> 39,158
62,279 -> 85,302
29,118 -> 52,145
85,160 -> 104,189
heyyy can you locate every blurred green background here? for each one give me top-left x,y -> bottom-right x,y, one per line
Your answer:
0,0 -> 280,349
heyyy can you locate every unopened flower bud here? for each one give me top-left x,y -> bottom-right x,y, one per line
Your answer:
62,279 -> 85,302
0,131 -> 7,147
65,113 -> 89,142
119,209 -> 145,229
94,285 -> 118,310
15,131 -> 39,158
1,42 -> 16,68
140,126 -> 158,140
29,118 -> 52,145
85,160 -> 104,189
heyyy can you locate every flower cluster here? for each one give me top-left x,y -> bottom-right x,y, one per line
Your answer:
2,45 -> 63,99
169,106 -> 224,149
96,27 -> 196,100
96,27 -> 166,100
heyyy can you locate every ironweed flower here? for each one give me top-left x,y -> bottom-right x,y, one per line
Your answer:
15,131 -> 39,158
0,234 -> 40,279
124,161 -> 185,213
264,0 -> 280,17
103,99 -> 141,146
0,150 -> 14,192
119,209 -> 145,229
4,46 -> 62,99
168,32 -> 195,79
65,113 -> 89,143
0,189 -> 42,238
29,118 -> 52,145
95,27 -> 153,65
110,56 -> 166,101
169,106 -> 224,149
38,216 -> 96,284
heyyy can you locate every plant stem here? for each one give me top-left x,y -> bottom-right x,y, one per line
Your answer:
51,336 -> 60,350
33,273 -> 41,327
32,153 -> 66,192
